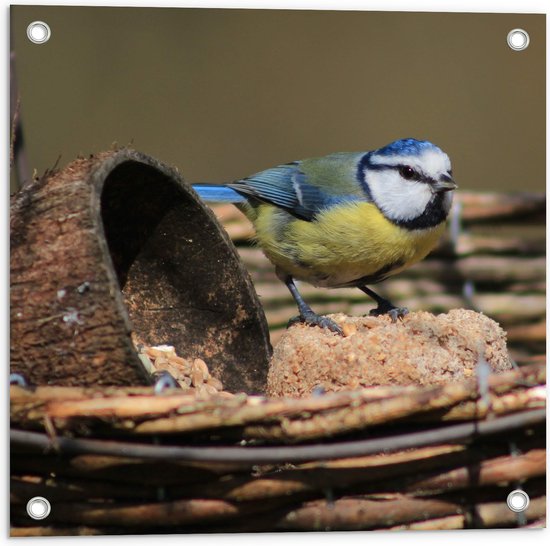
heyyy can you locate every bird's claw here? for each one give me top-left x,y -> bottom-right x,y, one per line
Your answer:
369,305 -> 409,322
288,312 -> 344,335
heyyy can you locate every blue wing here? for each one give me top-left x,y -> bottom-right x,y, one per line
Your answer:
228,157 -> 367,221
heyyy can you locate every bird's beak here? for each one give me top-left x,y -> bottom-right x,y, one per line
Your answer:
432,176 -> 458,193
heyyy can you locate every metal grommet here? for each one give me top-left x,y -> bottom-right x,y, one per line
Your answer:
507,28 -> 530,51
507,489 -> 530,512
26,497 -> 51,520
27,21 -> 51,44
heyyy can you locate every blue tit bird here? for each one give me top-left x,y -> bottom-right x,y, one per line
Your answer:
193,138 -> 457,335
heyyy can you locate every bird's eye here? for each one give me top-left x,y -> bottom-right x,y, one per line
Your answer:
399,166 -> 417,180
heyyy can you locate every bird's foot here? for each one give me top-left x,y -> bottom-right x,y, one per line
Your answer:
369,303 -> 409,322
288,311 -> 343,335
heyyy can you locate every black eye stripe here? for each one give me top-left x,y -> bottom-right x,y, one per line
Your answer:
365,160 -> 437,184
397,165 -> 426,182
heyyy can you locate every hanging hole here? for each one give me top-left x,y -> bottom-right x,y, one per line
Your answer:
26,497 -> 51,520
507,489 -> 530,512
26,21 -> 51,44
507,28 -> 529,51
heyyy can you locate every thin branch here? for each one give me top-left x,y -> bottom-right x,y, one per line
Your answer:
10,362 -> 544,441
10,409 -> 545,464
278,495 -> 547,531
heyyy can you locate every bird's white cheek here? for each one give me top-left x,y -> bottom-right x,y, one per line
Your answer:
366,171 -> 432,222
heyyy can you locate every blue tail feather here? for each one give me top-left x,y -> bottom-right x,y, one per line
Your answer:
193,184 -> 246,204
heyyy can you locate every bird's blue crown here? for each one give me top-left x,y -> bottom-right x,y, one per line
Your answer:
373,138 -> 440,158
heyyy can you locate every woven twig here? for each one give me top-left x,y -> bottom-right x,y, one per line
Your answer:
10,447 -> 545,504
277,495 -> 547,531
10,363 -> 545,533
10,362 -> 545,441
10,409 -> 546,465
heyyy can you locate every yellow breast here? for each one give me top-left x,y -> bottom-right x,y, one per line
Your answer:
251,202 -> 446,287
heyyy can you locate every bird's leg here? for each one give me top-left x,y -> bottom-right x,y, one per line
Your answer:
359,286 -> 408,322
283,275 -> 343,335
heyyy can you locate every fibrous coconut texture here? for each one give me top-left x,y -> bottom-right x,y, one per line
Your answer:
267,309 -> 512,398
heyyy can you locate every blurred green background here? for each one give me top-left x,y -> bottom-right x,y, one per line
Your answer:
10,7 -> 545,192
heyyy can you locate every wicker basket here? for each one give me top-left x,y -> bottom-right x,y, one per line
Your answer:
10,361 -> 546,535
